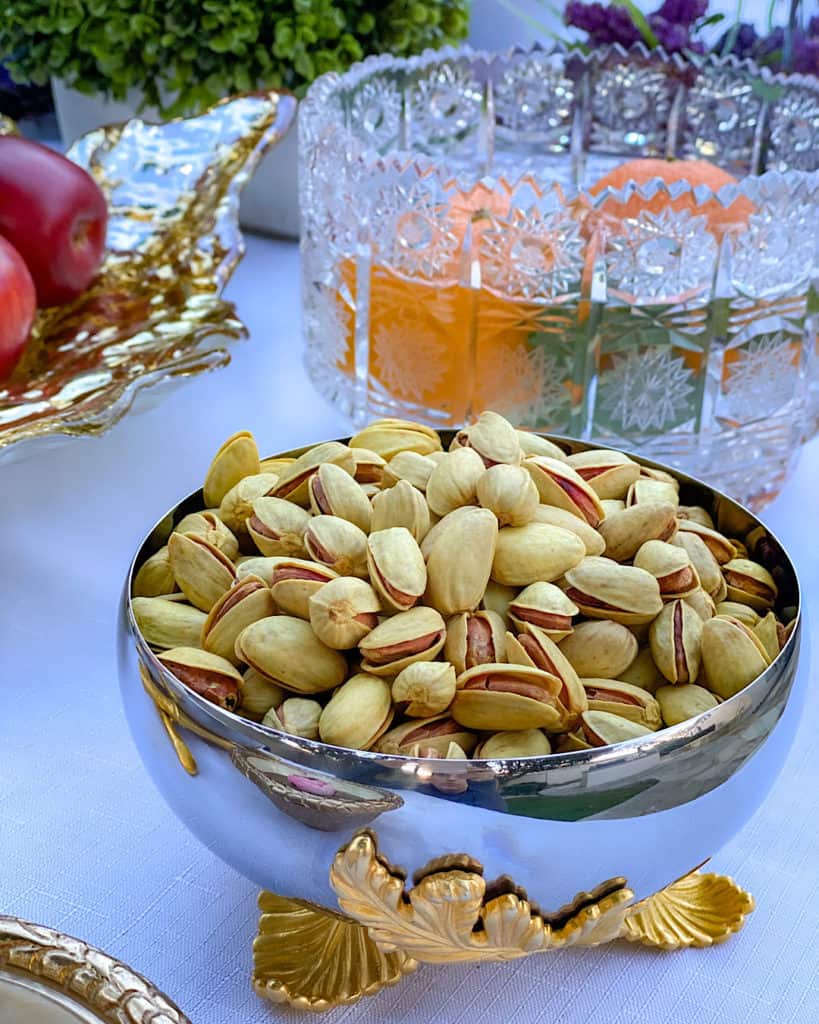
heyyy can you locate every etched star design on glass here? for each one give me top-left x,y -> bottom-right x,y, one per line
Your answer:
723,334 -> 803,423
371,182 -> 459,280
682,65 -> 761,169
408,60 -> 481,148
596,346 -> 696,434
480,208 -> 585,301
480,345 -> 572,430
605,207 -> 718,303
768,88 -> 819,172
371,320 -> 444,405
304,286 -> 351,370
349,78 -> 402,153
590,62 -> 671,153
732,195 -> 816,296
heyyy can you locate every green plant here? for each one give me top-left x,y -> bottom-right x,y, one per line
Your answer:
0,0 -> 470,117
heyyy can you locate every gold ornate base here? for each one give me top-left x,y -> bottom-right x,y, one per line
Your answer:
253,831 -> 754,1011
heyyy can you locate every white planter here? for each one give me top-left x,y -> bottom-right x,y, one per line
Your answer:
51,79 -> 300,239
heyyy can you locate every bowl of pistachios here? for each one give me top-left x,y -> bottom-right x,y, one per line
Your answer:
119,409 -> 804,1002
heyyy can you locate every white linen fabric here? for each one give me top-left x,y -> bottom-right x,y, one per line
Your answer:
1,237 -> 817,1024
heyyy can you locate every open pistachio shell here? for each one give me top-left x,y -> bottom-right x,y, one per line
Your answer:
319,673 -> 394,751
563,557 -> 663,625
376,715 -> 477,756
531,504 -> 606,556
247,496 -> 311,558
391,661 -> 457,717
167,531 -> 236,612
672,532 -> 725,601
308,576 -> 381,649
218,473 -> 279,538
452,663 -> 569,732
700,615 -> 770,699
451,411 -> 521,467
444,610 -> 507,675
655,684 -> 718,726
523,456 -> 605,527
566,450 -> 640,501
203,430 -> 260,508
580,710 -> 654,748
308,462 -> 372,533
581,678 -> 662,729
633,539 -> 700,600
649,599 -> 703,685
132,596 -> 207,650
722,557 -> 778,612
504,627 -> 587,724
350,447 -> 387,484
349,419 -> 442,460
271,442 -> 355,507
558,620 -> 638,679
508,581 -> 578,640
235,615 -> 347,694
157,646 -> 242,711
175,511 -> 239,560
676,520 -> 735,564
267,558 -> 338,619
492,522 -> 585,587
359,606 -> 446,676
366,527 -> 427,612
597,502 -> 677,562
201,574 -> 275,664
626,478 -> 679,507
305,515 -> 369,578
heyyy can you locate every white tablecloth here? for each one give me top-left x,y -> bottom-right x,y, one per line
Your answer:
2,236 -> 818,1024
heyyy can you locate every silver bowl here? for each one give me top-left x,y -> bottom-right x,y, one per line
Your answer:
118,434 -> 804,916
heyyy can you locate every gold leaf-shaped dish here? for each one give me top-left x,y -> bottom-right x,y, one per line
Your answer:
0,90 -> 296,462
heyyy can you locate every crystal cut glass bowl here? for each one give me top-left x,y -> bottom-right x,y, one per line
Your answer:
299,44 -> 818,508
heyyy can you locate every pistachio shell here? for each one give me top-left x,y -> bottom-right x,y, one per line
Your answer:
308,576 -> 381,649
218,473 -> 279,538
258,456 -> 295,476
426,447 -> 486,517
633,539 -> 700,599
382,450 -> 438,491
235,615 -> 347,694
420,504 -> 479,560
700,616 -> 770,699
235,556 -> 280,586
203,430 -> 260,507
581,678 -> 662,729
601,500 -> 625,515
452,663 -> 569,732
597,502 -> 677,562
722,558 -> 778,612
167,531 -> 236,612
367,527 -> 427,611
531,504 -> 606,556
504,627 -> 587,723
626,478 -> 679,506
425,507 -> 498,617
476,464 -> 539,527
350,447 -> 387,484
308,462 -> 372,533
451,411 -> 521,467
349,419 -> 442,460
672,532 -> 725,600
444,610 -> 507,675
677,505 -> 715,528
580,710 -> 654,747
523,456 -> 605,527
318,673 -> 394,750
268,558 -> 338,619
516,431 -> 567,461
566,450 -> 640,500
558,620 -> 638,679
563,556 -> 663,625
240,668 -> 284,718
655,684 -> 718,726
132,596 -> 207,650
392,662 -> 457,717
157,647 -> 242,710
370,480 -> 431,541
616,647 -> 664,694
175,511 -> 239,560
376,715 -> 477,756
649,599 -> 703,684
492,522 -> 585,586
676,520 -> 735,564
246,496 -> 311,558
480,580 -> 518,624
683,587 -> 717,621
359,606 -> 446,676
305,515 -> 369,578
201,574 -> 275,664
271,442 -> 355,506
474,729 -> 552,758
133,547 -> 177,598
508,582 -> 578,640
754,612 -> 782,662
278,697 -> 323,739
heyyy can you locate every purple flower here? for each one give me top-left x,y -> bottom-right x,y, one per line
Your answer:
649,14 -> 695,52
715,22 -> 759,58
652,0 -> 707,28
793,34 -> 819,74
565,2 -> 641,47
808,16 -> 819,38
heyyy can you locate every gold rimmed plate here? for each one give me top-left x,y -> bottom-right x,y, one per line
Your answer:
0,915 -> 191,1022
0,89 -> 295,463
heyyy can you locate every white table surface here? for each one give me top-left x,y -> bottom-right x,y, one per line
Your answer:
2,234 -> 818,1024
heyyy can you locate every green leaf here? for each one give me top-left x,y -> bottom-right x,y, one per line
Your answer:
612,0 -> 659,48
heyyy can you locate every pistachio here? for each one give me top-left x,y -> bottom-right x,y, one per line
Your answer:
700,616 -> 770,699
683,587 -> 717,621
523,456 -> 605,527
157,647 -> 242,710
240,668 -> 284,718
626,478 -> 679,506
554,730 -> 593,752
234,556 -> 280,586
492,522 -> 585,586
277,697 -> 323,740
376,715 -> 477,756
580,710 -> 654,748
318,674 -> 394,750
308,463 -> 372,533
203,430 -> 260,508
616,647 -> 664,694
722,558 -> 778,612
350,447 -> 386,484
132,596 -> 207,650
563,557 -> 663,625
218,473 -> 279,539
516,430 -> 567,461
349,419 -> 442,460
633,539 -> 699,600
359,606 -> 446,676
425,446 -> 486,517
370,480 -> 431,541
714,601 -> 761,627
754,612 -> 781,661
425,507 -> 498,617
420,504 -> 479,560
504,627 -> 587,723
676,520 -> 735,564
672,532 -> 726,601
392,662 -> 457,717
235,616 -> 347,694
175,511 -> 239,560
271,442 -> 355,506
366,527 -> 427,611
677,505 -> 715,528
474,730 -> 552,758
268,558 -> 338,619
567,450 -> 640,500
581,678 -> 662,729
597,502 -> 677,562
655,684 -> 719,726
531,504 -> 606,556
247,496 -> 311,558
258,456 -> 295,477
639,466 -> 678,485
444,610 -> 507,675
649,600 -> 703,685
601,499 -> 625,516
382,450 -> 438,491
305,515 -> 369,578
476,464 -> 539,527
451,410 -> 521,467
558,620 -> 638,679
731,538 -> 749,559
167,531 -> 236,611
201,574 -> 275,664
452,663 -> 570,732
133,546 -> 176,598
480,580 -> 518,624
308,576 -> 381,649
508,582 -> 578,640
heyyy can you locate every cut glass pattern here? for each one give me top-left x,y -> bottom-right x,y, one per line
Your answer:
479,344 -> 573,430
349,78 -> 402,154
407,60 -> 482,151
371,320 -> 444,405
590,61 -> 672,155
494,54 -> 574,150
681,67 -> 762,173
723,334 -> 801,422
731,193 -> 817,296
767,88 -> 819,173
371,181 -> 459,280
596,346 -> 696,433
304,286 -> 351,370
481,209 -> 585,300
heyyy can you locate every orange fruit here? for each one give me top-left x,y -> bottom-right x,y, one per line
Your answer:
589,158 -> 753,236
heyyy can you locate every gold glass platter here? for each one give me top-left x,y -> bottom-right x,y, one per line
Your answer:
0,90 -> 295,463
0,915 -> 191,1022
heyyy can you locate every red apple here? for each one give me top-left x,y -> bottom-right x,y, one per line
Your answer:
0,136 -> 107,306
0,236 -> 36,380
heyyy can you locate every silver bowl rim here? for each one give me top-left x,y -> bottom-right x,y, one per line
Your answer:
124,431 -> 802,776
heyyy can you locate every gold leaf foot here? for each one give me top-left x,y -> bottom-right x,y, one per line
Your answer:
252,892 -> 417,1012
622,870 -> 754,949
